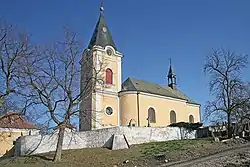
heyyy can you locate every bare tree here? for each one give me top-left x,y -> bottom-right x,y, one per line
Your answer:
0,21 -> 35,115
0,21 -> 42,159
20,29 -> 105,162
231,83 -> 250,134
0,98 -> 20,115
204,48 -> 249,138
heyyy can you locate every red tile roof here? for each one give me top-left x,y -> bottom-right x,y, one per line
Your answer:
0,112 -> 37,129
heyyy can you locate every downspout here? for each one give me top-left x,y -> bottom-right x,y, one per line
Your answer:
117,95 -> 120,126
137,92 -> 140,127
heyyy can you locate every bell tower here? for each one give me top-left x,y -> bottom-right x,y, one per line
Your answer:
79,3 -> 123,131
168,58 -> 177,89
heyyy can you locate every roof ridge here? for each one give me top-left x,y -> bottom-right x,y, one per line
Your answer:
129,77 -> 157,86
130,77 -> 171,89
122,77 -> 200,105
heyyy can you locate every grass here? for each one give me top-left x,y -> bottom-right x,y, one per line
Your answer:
0,138 -> 233,167
139,138 -> 212,157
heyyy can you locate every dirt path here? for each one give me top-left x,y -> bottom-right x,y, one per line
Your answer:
161,143 -> 250,167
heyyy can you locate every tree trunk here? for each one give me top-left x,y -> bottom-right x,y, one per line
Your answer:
53,126 -> 65,162
227,113 -> 232,138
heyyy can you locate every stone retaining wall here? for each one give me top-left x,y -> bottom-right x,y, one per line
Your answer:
14,126 -> 196,156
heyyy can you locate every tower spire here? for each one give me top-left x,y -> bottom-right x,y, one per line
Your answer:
87,1 -> 117,50
168,58 -> 177,89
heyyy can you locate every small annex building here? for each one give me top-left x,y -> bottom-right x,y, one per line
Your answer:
0,112 -> 40,157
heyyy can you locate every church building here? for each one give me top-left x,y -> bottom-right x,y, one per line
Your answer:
79,4 -> 200,131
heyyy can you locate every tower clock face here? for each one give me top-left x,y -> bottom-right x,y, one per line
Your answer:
106,49 -> 113,56
102,26 -> 107,33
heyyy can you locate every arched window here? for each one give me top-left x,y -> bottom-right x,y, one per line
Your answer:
189,115 -> 194,123
148,107 -> 156,123
105,68 -> 113,84
170,110 -> 176,124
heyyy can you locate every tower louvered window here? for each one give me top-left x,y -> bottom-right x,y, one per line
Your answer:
105,68 -> 113,84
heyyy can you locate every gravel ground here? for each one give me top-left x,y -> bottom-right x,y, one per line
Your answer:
192,150 -> 250,167
162,138 -> 250,167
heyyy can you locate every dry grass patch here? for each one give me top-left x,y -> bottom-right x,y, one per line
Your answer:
0,138 -> 247,167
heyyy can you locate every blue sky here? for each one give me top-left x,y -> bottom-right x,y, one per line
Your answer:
1,0 -> 250,123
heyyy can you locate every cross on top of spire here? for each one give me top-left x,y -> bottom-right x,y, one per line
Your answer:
100,1 -> 104,12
